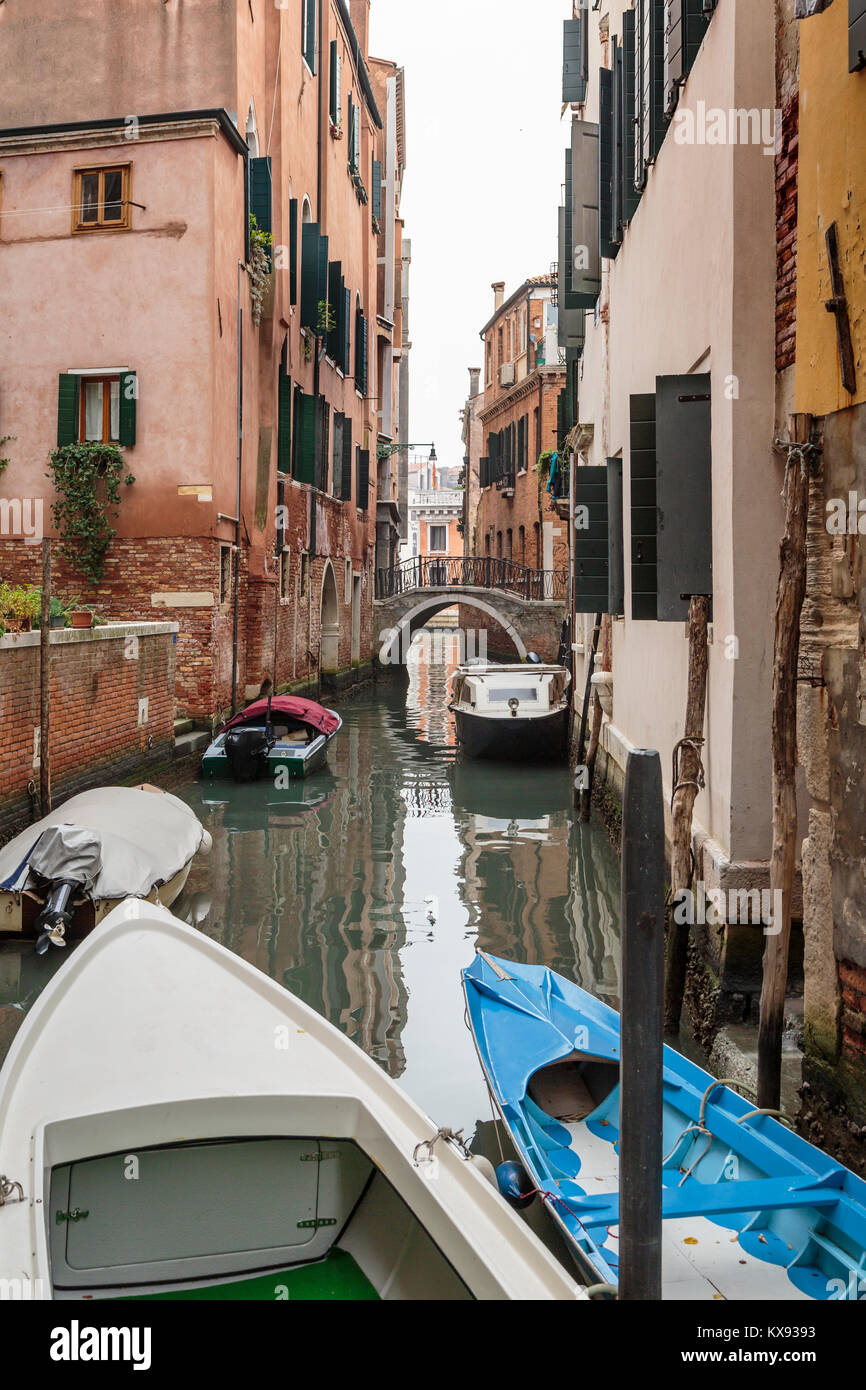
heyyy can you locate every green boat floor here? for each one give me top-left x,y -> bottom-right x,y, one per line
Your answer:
116,1249 -> 380,1301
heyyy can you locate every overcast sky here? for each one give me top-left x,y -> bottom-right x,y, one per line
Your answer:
369,0 -> 569,471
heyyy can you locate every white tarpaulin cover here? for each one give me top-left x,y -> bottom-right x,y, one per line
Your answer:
0,787 -> 209,900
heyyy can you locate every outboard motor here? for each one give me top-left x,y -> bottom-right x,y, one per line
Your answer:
34,880 -> 79,955
526,651 -> 542,665
224,727 -> 272,783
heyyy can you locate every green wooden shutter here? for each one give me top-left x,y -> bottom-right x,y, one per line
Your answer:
300,224 -> 328,331
612,39 -> 624,247
330,40 -> 340,125
630,392 -> 658,621
573,466 -> 610,614
655,373 -> 712,621
341,286 -> 351,373
571,117 -> 602,305
644,0 -> 667,166
357,447 -> 370,509
278,370 -> 292,474
355,311 -> 368,395
303,0 -> 317,73
598,68 -> 618,260
371,160 -> 383,220
250,157 -> 272,240
851,0 -> 866,71
621,11 -> 641,224
119,371 -> 137,447
317,233 -> 329,328
341,418 -> 353,501
57,374 -> 80,446
607,458 -> 625,617
635,1 -> 646,191
294,391 -> 317,485
332,413 -> 344,497
480,456 -> 489,489
665,1 -> 711,114
289,199 -> 299,306
563,14 -> 588,103
352,103 -> 361,174
327,261 -> 342,360
244,156 -> 251,263
563,144 -> 576,304
347,96 -> 357,171
316,396 -> 330,493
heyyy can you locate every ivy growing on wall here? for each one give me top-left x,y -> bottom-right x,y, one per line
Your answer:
46,442 -> 135,586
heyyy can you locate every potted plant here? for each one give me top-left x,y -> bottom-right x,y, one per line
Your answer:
0,582 -> 40,633
71,604 -> 95,630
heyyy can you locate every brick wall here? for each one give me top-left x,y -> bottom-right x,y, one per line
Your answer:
0,622 -> 177,837
776,93 -> 799,372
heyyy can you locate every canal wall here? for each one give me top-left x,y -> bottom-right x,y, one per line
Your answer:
0,622 -> 178,838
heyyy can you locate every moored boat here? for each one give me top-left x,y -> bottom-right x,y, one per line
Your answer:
0,904 -> 584,1302
0,786 -> 211,954
202,695 -> 342,783
450,663 -> 570,763
462,951 -> 866,1300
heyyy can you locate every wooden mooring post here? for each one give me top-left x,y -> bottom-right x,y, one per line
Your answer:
758,415 -> 813,1111
664,594 -> 711,1034
620,748 -> 666,1301
39,538 -> 52,815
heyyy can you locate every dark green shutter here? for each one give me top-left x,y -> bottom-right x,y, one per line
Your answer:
635,1 -> 646,191
480,457 -> 490,489
348,95 -> 356,171
316,396 -> 330,493
355,311 -> 368,396
621,11 -> 641,223
317,233 -> 329,329
612,39 -> 624,247
119,371 -> 137,447
563,145 -> 575,304
851,0 -> 866,71
630,392 -> 658,621
57,374 -> 80,446
289,199 -> 299,306
244,156 -> 251,263
249,157 -> 272,240
607,458 -> 625,617
341,286 -> 351,373
327,261 -> 342,360
301,223 -> 320,330
294,391 -> 317,486
371,160 -> 383,220
329,40 -> 339,124
332,413 -> 344,497
655,373 -> 712,621
352,103 -> 361,174
341,418 -> 353,501
357,447 -> 370,509
598,68 -> 618,260
643,0 -> 667,167
303,0 -> 316,73
573,466 -> 610,614
665,1 -> 711,114
278,370 -> 292,475
563,14 -> 588,103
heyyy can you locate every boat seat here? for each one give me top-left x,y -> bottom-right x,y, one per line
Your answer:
559,1176 -> 847,1231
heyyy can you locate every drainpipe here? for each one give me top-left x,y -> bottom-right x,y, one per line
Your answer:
232,258 -> 245,715
310,0 -> 326,561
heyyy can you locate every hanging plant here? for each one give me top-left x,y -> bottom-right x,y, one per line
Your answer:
0,435 -> 15,475
46,442 -> 135,586
248,214 -> 274,327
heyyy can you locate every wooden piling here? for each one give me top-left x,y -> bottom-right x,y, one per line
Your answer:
39,538 -> 52,815
758,415 -> 812,1111
620,747 -> 666,1301
664,594 -> 710,1034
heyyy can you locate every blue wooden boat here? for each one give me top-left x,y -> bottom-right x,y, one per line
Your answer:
462,952 -> 866,1300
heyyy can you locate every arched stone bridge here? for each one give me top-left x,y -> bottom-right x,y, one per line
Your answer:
374,557 -> 568,665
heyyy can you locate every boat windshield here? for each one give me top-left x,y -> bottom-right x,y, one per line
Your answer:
488,688 -> 539,703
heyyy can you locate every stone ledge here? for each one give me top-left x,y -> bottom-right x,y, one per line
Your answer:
0,621 -> 179,651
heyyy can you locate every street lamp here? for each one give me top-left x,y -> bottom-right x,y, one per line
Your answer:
377,441 -> 437,461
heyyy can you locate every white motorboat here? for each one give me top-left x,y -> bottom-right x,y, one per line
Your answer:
0,902 -> 585,1301
450,663 -> 572,763
0,786 -> 211,953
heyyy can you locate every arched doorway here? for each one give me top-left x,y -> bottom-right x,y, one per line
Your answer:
321,563 -> 340,674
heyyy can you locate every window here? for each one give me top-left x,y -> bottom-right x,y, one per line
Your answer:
518,526 -> 526,563
81,375 -> 121,443
429,525 -> 447,553
506,528 -> 513,560
329,40 -> 342,127
302,0 -> 317,73
279,550 -> 291,602
496,531 -> 503,558
345,559 -> 352,604
56,371 -> 137,447
219,546 -> 233,606
300,552 -> 309,598
73,165 -> 131,232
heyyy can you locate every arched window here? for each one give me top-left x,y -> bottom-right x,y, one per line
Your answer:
301,196 -> 313,225
245,102 -> 259,158
518,526 -> 525,563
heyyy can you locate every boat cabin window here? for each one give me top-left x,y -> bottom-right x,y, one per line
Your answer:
488,687 -> 539,703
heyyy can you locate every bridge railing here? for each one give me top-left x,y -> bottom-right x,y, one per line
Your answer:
375,556 -> 568,603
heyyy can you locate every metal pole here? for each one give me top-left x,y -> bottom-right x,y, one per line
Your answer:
619,747 -> 665,1301
39,538 -> 52,815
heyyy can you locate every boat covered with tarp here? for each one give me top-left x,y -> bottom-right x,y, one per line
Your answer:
0,786 -> 211,953
202,696 -> 342,783
463,951 -> 866,1301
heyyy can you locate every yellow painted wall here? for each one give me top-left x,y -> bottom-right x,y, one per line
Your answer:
795,0 -> 866,415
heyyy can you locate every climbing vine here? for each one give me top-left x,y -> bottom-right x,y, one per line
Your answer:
249,215 -> 273,326
46,442 -> 135,586
0,435 -> 15,475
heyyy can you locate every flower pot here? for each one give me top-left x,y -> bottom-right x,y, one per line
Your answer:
4,617 -> 32,634
71,611 -> 94,630
50,615 -> 66,629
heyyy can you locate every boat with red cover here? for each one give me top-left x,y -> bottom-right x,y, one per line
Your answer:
202,696 -> 343,783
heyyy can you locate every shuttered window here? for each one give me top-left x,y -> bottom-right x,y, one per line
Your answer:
289,198 -> 299,306
348,96 -> 361,175
332,413 -> 344,497
58,372 -> 136,446
293,389 -> 317,486
479,456 -> 490,489
57,374 -> 80,446
355,308 -> 368,395
316,396 -> 330,493
356,447 -> 370,510
852,0 -> 866,71
573,466 -> 610,614
303,0 -> 317,73
249,157 -> 272,273
612,39 -> 624,248
329,40 -> 342,126
341,286 -> 352,374
563,11 -> 589,103
571,118 -> 601,305
327,261 -> 343,361
277,365 -> 292,475
598,68 -> 619,260
371,160 -> 383,221
655,373 -> 712,621
607,458 -> 625,617
300,223 -> 329,332
621,13 -> 641,225
638,0 -> 667,173
664,1 -> 712,115
630,393 -> 658,621
341,418 -> 353,501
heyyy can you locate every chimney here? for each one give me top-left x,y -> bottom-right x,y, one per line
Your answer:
469,367 -> 481,397
492,281 -> 506,312
349,0 -> 371,57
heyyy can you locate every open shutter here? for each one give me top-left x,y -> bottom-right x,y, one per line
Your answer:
655,373 -> 712,621
347,96 -> 355,168
607,458 -> 625,617
664,0 -> 685,113
644,0 -> 668,166
598,68 -> 618,260
479,457 -> 490,489
294,391 -> 317,486
573,466 -> 610,614
341,418 -> 353,501
303,0 -> 317,73
570,118 -> 601,305
249,157 -> 272,241
357,448 -> 370,509
327,261 -> 342,360
329,40 -> 341,125
371,160 -> 383,221
563,13 -> 588,103
316,396 -> 330,493
612,39 -> 624,248
352,103 -> 361,174
300,223 -> 321,330
57,374 -> 80,446
244,157 -> 251,263
278,369 -> 292,474
621,11 -> 641,224
355,310 -> 368,395
289,199 -> 299,306
852,0 -> 866,71
630,393 -> 658,621
119,371 -> 137,447
341,286 -> 351,373
332,413 -> 344,497
317,233 -> 329,328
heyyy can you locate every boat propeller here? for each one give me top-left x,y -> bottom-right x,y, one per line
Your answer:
34,879 -> 78,955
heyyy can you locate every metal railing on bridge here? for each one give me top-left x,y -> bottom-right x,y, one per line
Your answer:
375,556 -> 568,603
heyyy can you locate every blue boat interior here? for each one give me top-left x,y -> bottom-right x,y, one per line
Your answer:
463,953 -> 866,1301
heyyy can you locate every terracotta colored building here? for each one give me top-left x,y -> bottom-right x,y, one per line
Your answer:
0,0 -> 408,721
